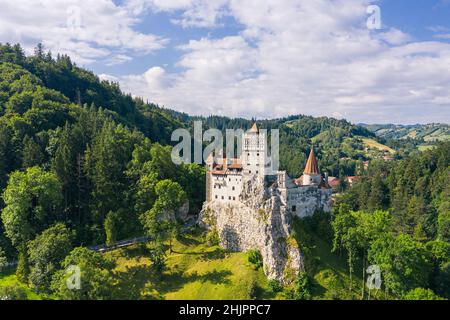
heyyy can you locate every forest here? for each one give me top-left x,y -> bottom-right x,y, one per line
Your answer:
0,43 -> 448,300
331,141 -> 449,299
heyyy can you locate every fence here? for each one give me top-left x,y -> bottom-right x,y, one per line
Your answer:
88,236 -> 153,253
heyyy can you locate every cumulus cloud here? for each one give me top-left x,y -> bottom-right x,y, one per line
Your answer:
2,0 -> 450,123
125,0 -> 229,27
0,0 -> 167,64
108,0 -> 450,123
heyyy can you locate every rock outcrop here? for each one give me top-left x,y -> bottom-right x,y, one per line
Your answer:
199,175 -> 303,284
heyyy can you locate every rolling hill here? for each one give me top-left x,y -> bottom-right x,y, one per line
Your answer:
361,123 -> 450,142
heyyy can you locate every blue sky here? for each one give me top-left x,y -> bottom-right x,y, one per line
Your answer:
1,0 -> 449,124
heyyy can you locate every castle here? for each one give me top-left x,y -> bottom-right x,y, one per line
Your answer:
200,123 -> 333,283
205,123 -> 332,218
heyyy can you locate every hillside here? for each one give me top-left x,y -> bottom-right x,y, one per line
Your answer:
362,123 -> 450,144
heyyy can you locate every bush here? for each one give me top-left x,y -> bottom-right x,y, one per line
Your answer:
206,230 -> 220,247
247,250 -> 263,269
0,285 -> 27,300
245,279 -> 258,300
0,246 -> 7,270
268,279 -> 283,293
404,288 -> 445,300
294,272 -> 313,300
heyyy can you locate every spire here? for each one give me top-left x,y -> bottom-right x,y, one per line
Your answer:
249,123 -> 259,133
303,148 -> 320,175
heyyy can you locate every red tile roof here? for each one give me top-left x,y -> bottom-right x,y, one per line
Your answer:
249,123 -> 259,133
303,148 -> 320,175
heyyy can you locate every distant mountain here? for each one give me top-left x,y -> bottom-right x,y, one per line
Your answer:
361,123 -> 450,142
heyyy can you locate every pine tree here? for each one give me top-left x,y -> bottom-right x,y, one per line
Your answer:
22,136 -> 45,169
34,43 -> 45,59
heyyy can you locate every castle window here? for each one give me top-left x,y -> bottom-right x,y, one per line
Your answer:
292,206 -> 297,212
229,197 -> 232,200
233,197 -> 236,200
215,195 -> 218,199
232,187 -> 235,191
249,170 -> 252,174
222,196 -> 224,200
256,171 -> 259,174
257,153 -> 260,156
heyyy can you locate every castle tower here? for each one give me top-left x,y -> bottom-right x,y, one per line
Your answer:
302,148 -> 321,186
242,123 -> 266,177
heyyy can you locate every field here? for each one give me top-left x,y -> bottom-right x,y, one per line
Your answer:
363,123 -> 450,144
362,138 -> 395,154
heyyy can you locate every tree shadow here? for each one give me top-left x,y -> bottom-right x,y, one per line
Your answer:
112,264 -> 156,300
121,244 -> 151,259
177,234 -> 203,247
310,277 -> 327,297
199,248 -> 229,261
154,269 -> 233,295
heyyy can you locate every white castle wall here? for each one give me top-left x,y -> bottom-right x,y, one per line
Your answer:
211,173 -> 243,202
284,186 -> 332,218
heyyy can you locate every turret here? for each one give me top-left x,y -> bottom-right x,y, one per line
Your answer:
302,148 -> 321,186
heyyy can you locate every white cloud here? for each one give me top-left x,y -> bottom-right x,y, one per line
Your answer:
2,0 -> 450,123
106,54 -> 133,66
434,34 -> 450,40
108,0 -> 450,123
0,0 -> 167,65
125,0 -> 229,27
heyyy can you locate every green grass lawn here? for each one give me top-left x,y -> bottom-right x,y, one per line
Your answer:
0,270 -> 43,300
106,231 -> 278,300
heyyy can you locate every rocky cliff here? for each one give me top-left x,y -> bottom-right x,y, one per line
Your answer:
199,175 -> 303,284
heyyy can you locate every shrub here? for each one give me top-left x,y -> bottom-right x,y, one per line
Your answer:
404,288 -> 445,300
247,250 -> 263,269
0,285 -> 27,300
206,229 -> 220,247
294,272 -> 313,300
245,279 -> 258,300
268,279 -> 283,293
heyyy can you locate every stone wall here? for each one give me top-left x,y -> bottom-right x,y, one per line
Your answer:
285,186 -> 332,218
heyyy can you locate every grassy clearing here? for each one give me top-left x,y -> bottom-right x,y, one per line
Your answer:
362,138 -> 395,154
418,145 -> 436,152
0,270 -> 43,300
107,231 -> 277,300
